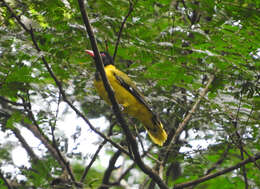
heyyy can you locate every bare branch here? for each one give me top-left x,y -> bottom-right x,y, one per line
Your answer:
80,140 -> 106,183
163,74 -> 215,164
77,1 -> 168,188
99,150 -> 122,189
113,0 -> 135,60
113,163 -> 135,185
12,127 -> 39,162
10,127 -> 53,179
21,121 -> 75,177
81,122 -> 116,183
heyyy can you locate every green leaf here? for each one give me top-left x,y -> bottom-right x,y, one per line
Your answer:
6,111 -> 23,129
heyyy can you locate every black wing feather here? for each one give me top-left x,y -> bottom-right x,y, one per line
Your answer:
113,73 -> 152,112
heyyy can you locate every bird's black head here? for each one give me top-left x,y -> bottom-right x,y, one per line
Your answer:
100,51 -> 114,66
85,50 -> 114,66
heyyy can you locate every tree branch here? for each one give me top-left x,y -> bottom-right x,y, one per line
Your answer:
99,150 -> 122,189
0,100 -> 70,175
113,0 -> 134,60
0,96 -> 29,107
11,127 -> 53,179
77,1 -> 168,188
174,152 -> 260,188
12,127 -> 39,163
20,92 -> 77,183
112,163 -> 135,186
163,74 -> 215,164
222,104 -> 260,170
233,93 -> 248,189
81,122 -> 115,183
80,140 -> 106,183
205,144 -> 230,175
188,144 -> 231,189
110,145 -> 154,186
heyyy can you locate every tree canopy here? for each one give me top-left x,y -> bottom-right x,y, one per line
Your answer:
0,0 -> 260,188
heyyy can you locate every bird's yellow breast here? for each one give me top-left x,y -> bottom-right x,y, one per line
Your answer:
93,65 -> 149,118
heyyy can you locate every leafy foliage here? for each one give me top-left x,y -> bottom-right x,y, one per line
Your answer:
0,0 -> 259,188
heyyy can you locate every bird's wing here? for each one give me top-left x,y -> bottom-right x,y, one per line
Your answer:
112,69 -> 152,112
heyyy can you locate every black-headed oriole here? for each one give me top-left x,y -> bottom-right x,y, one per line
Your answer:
86,50 -> 167,146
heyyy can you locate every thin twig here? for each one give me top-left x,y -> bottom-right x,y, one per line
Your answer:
0,96 -> 29,107
80,140 -> 106,183
81,122 -> 116,183
222,105 -> 260,170
173,152 -> 260,189
181,0 -> 192,22
133,122 -> 145,154
113,0 -> 134,60
205,144 -> 230,175
1,100 -> 75,183
112,163 -> 135,185
189,144 -> 231,189
48,92 -> 76,183
150,75 -> 215,188
163,74 -> 215,165
233,92 -> 248,189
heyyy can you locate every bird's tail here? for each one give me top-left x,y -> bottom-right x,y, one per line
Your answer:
144,115 -> 167,146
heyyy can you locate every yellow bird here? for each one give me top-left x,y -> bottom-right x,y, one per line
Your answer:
85,50 -> 167,146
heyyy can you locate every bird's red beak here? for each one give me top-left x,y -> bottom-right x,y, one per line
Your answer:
85,50 -> 95,57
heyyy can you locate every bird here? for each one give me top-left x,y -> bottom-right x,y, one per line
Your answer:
85,50 -> 167,146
